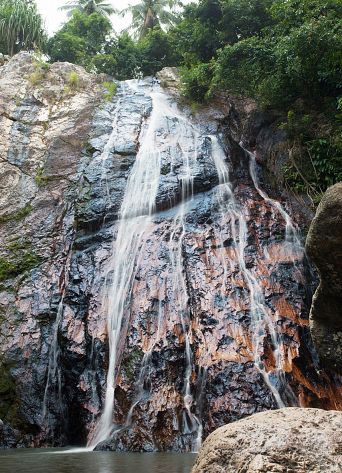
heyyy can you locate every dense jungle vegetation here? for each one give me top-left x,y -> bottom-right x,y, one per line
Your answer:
0,0 -> 341,202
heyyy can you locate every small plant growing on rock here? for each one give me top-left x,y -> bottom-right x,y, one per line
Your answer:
28,53 -> 50,86
0,258 -> 17,282
35,167 -> 48,187
67,71 -> 80,90
102,81 -> 117,102
0,241 -> 42,282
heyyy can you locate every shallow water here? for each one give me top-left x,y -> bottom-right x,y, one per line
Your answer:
0,449 -> 196,473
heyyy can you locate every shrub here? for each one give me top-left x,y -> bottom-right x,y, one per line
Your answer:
180,62 -> 213,103
67,71 -> 80,89
102,81 -> 117,102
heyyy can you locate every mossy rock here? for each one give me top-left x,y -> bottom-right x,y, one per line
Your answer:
121,347 -> 143,383
0,240 -> 42,282
0,204 -> 33,225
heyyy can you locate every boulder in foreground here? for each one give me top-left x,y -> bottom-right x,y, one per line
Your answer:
306,182 -> 342,373
192,408 -> 342,473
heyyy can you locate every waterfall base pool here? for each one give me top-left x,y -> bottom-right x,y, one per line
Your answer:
0,449 -> 196,473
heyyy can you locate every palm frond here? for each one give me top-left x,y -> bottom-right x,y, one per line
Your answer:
120,0 -> 183,39
0,0 -> 46,56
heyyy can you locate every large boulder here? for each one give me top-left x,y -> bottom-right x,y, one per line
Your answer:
306,183 -> 342,373
192,408 -> 342,473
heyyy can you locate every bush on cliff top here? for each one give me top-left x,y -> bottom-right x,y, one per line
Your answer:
176,0 -> 342,200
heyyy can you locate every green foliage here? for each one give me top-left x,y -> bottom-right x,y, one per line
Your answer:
28,53 -> 50,86
180,62 -> 213,103
138,27 -> 179,76
207,0 -> 342,107
281,106 -> 342,200
285,136 -> 342,201
122,347 -> 143,382
47,10 -> 112,70
169,1 -> 222,64
67,70 -> 80,89
34,167 -> 48,186
211,36 -> 275,104
0,258 -> 17,282
0,0 -> 46,56
92,33 -> 142,79
173,0 -> 342,199
220,0 -> 273,44
44,0 -> 341,197
102,81 -> 117,101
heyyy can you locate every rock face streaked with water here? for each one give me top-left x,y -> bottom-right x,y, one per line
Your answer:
0,54 -> 341,450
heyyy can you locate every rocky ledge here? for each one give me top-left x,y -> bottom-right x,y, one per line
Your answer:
192,407 -> 342,473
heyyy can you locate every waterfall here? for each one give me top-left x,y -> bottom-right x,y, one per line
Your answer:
86,80 -> 307,451
210,136 -> 300,407
245,145 -> 303,251
89,85 -> 163,446
89,81 -> 204,448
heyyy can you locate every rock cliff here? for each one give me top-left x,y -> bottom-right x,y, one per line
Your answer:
0,54 -> 341,450
306,183 -> 342,373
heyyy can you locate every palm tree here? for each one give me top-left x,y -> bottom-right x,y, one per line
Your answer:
0,0 -> 46,56
121,0 -> 182,39
60,0 -> 117,20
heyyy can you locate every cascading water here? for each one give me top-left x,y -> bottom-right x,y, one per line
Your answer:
89,81 -> 204,449
245,145 -> 303,251
89,84 -> 163,446
82,78 -> 320,451
2,54 -> 341,455
210,136 -> 300,407
166,124 -> 202,452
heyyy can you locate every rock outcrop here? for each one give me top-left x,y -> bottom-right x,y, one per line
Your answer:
192,407 -> 342,473
0,52 -> 102,447
306,183 -> 342,373
0,54 -> 341,450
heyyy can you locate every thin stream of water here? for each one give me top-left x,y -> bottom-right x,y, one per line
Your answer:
42,218 -> 75,425
210,136 -> 299,407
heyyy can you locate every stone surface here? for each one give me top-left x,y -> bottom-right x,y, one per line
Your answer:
192,407 -> 342,473
0,52 -> 102,447
157,67 -> 181,92
0,56 -> 341,450
306,183 -> 342,373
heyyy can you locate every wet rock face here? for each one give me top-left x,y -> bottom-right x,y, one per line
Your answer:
192,407 -> 342,473
0,58 -> 341,450
306,183 -> 342,373
0,52 -> 102,447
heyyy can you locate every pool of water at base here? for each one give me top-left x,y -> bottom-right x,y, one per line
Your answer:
0,449 -> 196,473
